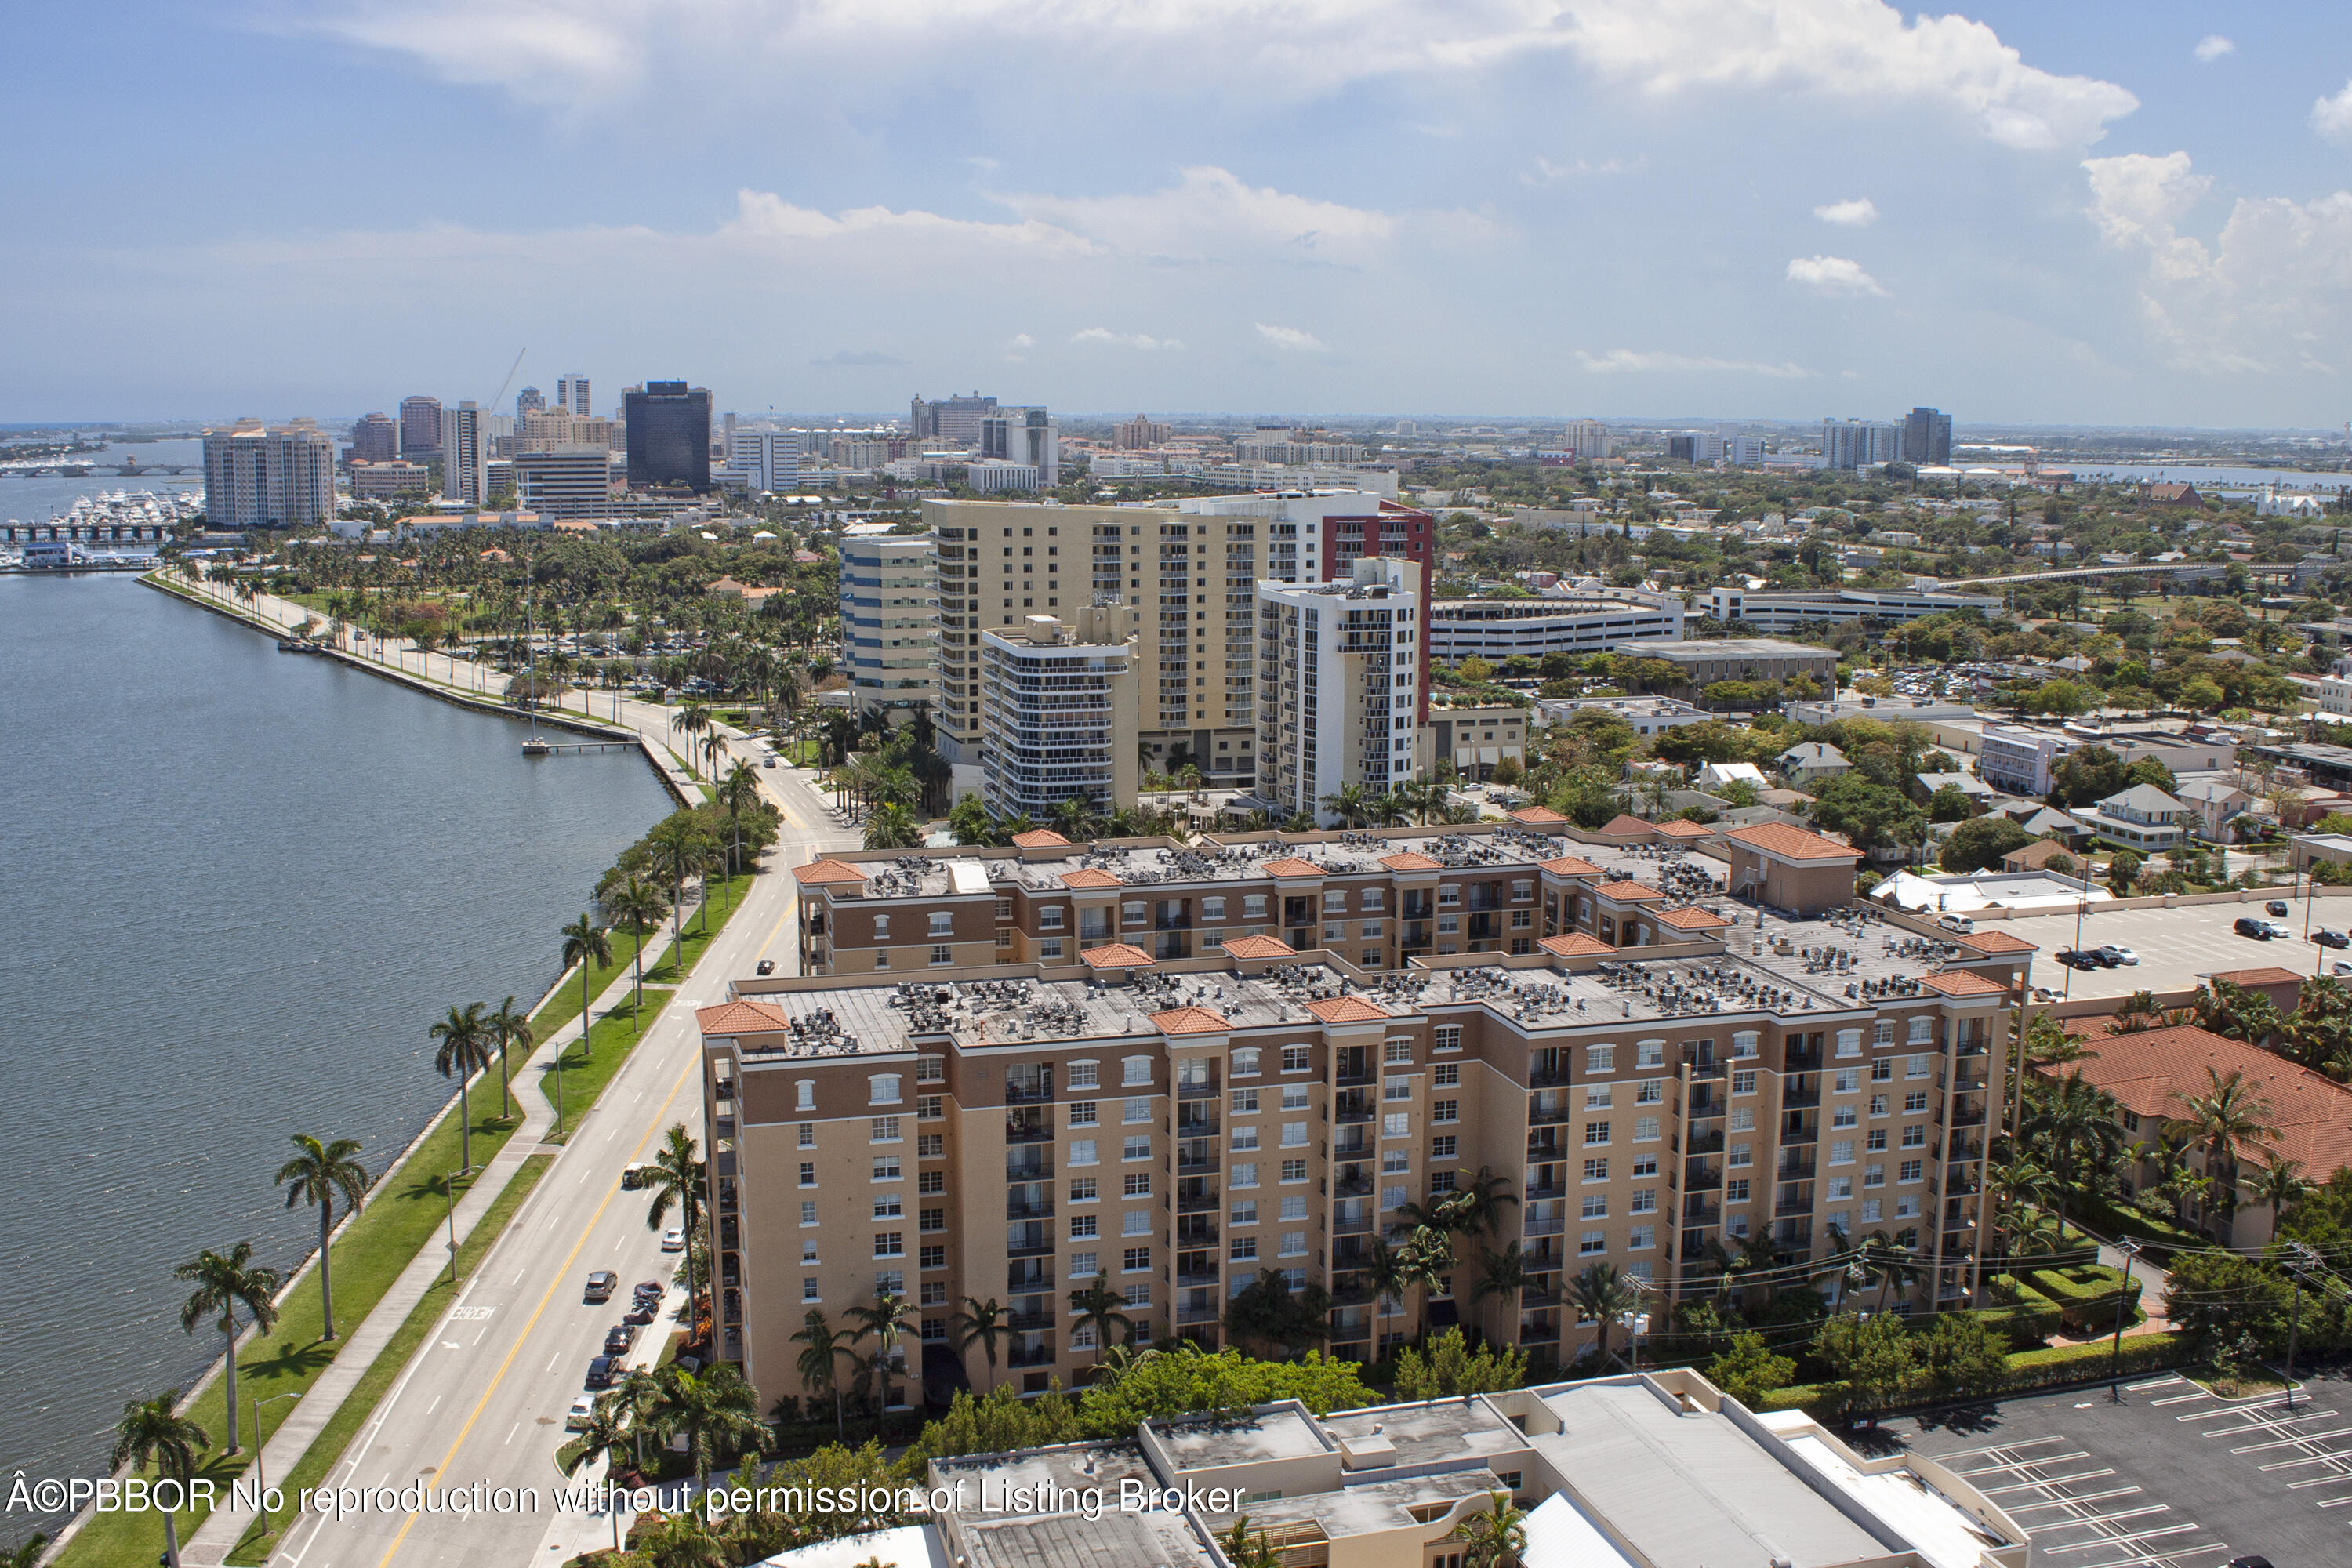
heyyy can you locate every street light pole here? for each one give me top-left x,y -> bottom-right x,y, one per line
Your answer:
445,1168 -> 465,1287
2107,1236 -> 2142,1401
249,1391 -> 299,1497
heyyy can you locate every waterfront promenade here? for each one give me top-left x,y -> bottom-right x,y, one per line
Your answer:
136,568 -> 855,1567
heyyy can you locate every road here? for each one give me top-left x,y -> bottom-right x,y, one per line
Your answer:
171,574 -> 859,1566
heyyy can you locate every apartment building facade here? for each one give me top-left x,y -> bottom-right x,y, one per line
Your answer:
978,608 -> 1140,818
1255,558 -> 1425,824
201,418 -> 338,528
839,525 -> 938,716
712,822 -> 2013,1401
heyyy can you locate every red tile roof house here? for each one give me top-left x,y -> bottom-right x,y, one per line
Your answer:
2035,1022 -> 2352,1250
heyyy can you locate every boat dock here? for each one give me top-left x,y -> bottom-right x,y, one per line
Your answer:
523,739 -> 636,755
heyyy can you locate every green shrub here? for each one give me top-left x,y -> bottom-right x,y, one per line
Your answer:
2027,1265 -> 2143,1330
1984,1275 -> 2063,1346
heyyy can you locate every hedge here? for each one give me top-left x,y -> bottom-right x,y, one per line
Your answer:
2071,1194 -> 2205,1263
2028,1265 -> 2142,1331
1750,1330 -> 2191,1418
1985,1275 -> 2063,1346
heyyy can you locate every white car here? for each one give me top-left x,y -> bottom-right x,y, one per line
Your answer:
565,1396 -> 596,1432
661,1227 -> 685,1252
2102,946 -> 2140,966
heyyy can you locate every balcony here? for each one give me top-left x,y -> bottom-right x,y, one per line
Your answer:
1523,1216 -> 1566,1238
1685,1131 -> 1724,1156
1006,1340 -> 1057,1368
1686,1163 -> 1722,1191
1336,1067 -> 1375,1087
1334,1214 -> 1374,1236
1007,1265 -> 1053,1293
1334,1174 -> 1371,1198
1951,1076 -> 1989,1095
1175,1221 -> 1219,1247
1777,1156 -> 1816,1180
1175,1114 -> 1220,1140
1520,1283 -> 1562,1308
1005,1308 -> 1054,1331
1176,1151 -> 1218,1174
1783,1051 -> 1820,1073
1005,1157 -> 1053,1183
1006,1198 -> 1054,1221
1336,1102 -> 1374,1126
1780,1123 -> 1817,1146
1780,1089 -> 1821,1109
1006,1117 -> 1053,1145
1177,1301 -> 1222,1326
1949,1109 -> 1987,1129
1176,1265 -> 1221,1287
1523,1182 -> 1566,1203
1683,1203 -> 1721,1226
1007,1225 -> 1054,1258
1528,1068 -> 1570,1090
1177,1187 -> 1219,1214
1004,1081 -> 1054,1106
1774,1197 -> 1812,1218
1177,1079 -> 1220,1101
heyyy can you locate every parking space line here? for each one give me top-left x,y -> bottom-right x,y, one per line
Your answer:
2031,1505 -> 2175,1530
1958,1447 -> 2088,1474
2128,1376 -> 2186,1392
2227,1426 -> 2352,1453
1937,1434 -> 2071,1461
2008,1489 -> 2145,1511
1982,1471 -> 2117,1493
2152,1390 -> 2213,1406
2041,1523 -> 2205,1552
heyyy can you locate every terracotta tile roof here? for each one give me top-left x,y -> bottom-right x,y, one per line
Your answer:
1653,819 -> 1713,839
1918,968 -> 2010,997
2210,967 -> 2305,987
1539,855 -> 1606,877
1079,942 -> 1154,970
1594,879 -> 1664,902
1599,814 -> 1654,837
1379,851 -> 1443,873
1954,928 -> 2037,955
1726,822 -> 1865,862
793,858 -> 871,885
1305,996 -> 1394,1024
1507,805 -> 1569,826
1539,932 -> 1614,956
1058,868 -> 1123,889
1220,934 -> 1297,960
2002,838 -> 2079,872
1011,829 -> 1071,848
1150,1005 -> 1232,1036
2036,1025 -> 2352,1176
1655,906 -> 1733,930
1260,857 -> 1323,878
695,999 -> 793,1035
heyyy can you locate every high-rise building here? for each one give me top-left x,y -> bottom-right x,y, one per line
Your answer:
440,401 -> 486,505
909,392 -> 998,444
517,411 -> 620,452
978,607 -> 1141,818
704,820 -> 2005,1390
1565,419 -> 1610,459
724,429 -> 802,494
979,407 -> 1058,486
1821,419 -> 1900,470
839,525 -> 939,717
557,374 -> 591,418
345,412 -> 398,466
1667,431 -> 1725,464
516,386 -> 546,418
511,445 -> 616,519
348,459 -> 433,501
622,381 -> 712,493
1112,414 -> 1171,450
397,395 -> 442,458
1902,405 -> 1954,466
202,418 -> 338,528
1255,557 -> 1424,823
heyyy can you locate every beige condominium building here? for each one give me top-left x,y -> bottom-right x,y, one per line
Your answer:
699,817 -> 2020,1404
978,607 -> 1142,819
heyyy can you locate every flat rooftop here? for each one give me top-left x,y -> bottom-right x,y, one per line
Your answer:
1321,1398 -> 1526,1466
1150,1406 -> 1329,1472
1232,1466 -> 1504,1541
932,1439 -> 1157,1498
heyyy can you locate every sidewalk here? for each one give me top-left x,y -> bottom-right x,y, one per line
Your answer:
174,948 -> 655,1567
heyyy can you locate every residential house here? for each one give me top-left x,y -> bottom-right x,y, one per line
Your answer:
2070,782 -> 2187,852
1910,771 -> 1995,814
1697,760 -> 1769,793
1775,742 -> 1851,789
2171,776 -> 2253,842
2001,837 -> 2085,874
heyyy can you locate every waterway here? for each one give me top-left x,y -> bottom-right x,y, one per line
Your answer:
0,573 -> 671,1534
0,436 -> 206,525
2058,461 -> 2352,492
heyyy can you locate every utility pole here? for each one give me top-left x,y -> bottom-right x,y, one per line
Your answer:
2283,1240 -> 2321,1411
2107,1236 -> 2142,1401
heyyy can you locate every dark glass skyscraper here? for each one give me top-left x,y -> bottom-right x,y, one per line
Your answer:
1902,405 -> 1953,466
623,381 -> 712,493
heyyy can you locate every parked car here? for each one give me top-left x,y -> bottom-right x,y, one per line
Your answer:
661,1227 -> 686,1252
2235,917 -> 2274,940
584,1270 -> 619,1302
2054,949 -> 2100,970
2087,949 -> 2122,968
2097,945 -> 2139,966
565,1396 -> 597,1432
2267,900 -> 2292,917
1936,913 -> 1975,935
585,1355 -> 619,1389
2263,920 -> 2295,939
620,1163 -> 645,1190
622,1299 -> 658,1326
604,1324 -> 638,1356
757,959 -> 775,975
2314,928 -> 2350,949
2336,960 -> 2352,977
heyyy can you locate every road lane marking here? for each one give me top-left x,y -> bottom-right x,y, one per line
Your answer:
373,1050 -> 700,1568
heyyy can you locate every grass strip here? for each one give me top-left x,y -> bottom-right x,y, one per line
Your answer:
539,991 -> 674,1143
640,873 -> 754,989
529,928 -> 655,1039
223,1154 -> 556,1566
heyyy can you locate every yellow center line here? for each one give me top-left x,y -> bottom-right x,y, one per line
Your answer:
373,1050 -> 702,1568
751,906 -> 794,964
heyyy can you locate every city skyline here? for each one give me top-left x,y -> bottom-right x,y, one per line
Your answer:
8,3 -> 2352,426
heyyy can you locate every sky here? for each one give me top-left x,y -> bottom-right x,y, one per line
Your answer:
5,2 -> 2351,428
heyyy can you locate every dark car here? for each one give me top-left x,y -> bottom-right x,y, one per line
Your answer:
2053,949 -> 2098,970
604,1324 -> 638,1356
585,1355 -> 619,1389
757,959 -> 775,976
2088,949 -> 2122,967
2225,1556 -> 2274,1568
584,1270 -> 619,1303
2314,928 -> 2350,949
622,1300 -> 657,1326
2267,900 -> 2292,917
635,1280 -> 665,1299
2235,916 -> 2273,939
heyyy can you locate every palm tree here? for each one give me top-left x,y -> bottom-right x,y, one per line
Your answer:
1220,1517 -> 1287,1568
2251,1156 -> 2309,1233
1983,1156 -> 2057,1259
485,995 -> 535,1122
1319,782 -> 1373,828
559,915 -> 613,1064
1569,1261 -> 1642,1367
847,1289 -> 920,1406
2,1532 -> 49,1568
275,1134 -> 369,1340
427,1000 -> 493,1174
1471,1243 -> 1530,1314
646,817 -> 712,963
633,1508 -> 729,1568
644,1123 -> 708,1343
1447,1166 -> 1521,1238
948,1296 -> 1010,1390
2023,1071 -> 2125,1241
556,1393 -> 635,1476
173,1242 -> 280,1454
1858,1233 -> 1924,1313
1067,1273 -> 1134,1368
792,1308 -> 858,1436
604,1366 -> 662,1475
2172,1067 -> 2281,1232
648,1362 -> 770,1494
605,875 -> 669,1013
720,761 -> 761,880
110,1392 -> 209,1568
1451,1490 -> 1530,1568
865,802 -> 923,850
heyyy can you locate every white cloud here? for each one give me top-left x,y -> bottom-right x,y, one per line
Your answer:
1256,324 -> 1327,352
1573,348 -> 1812,378
2193,35 -> 2234,64
1813,197 -> 1878,227
1001,167 -> 1403,267
2314,80 -> 2352,140
305,0 -> 2136,149
1004,333 -> 1036,350
1525,154 -> 1643,183
1070,328 -> 1182,350
1785,255 -> 1889,296
2082,150 -> 2352,373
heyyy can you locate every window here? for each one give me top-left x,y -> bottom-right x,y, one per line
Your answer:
800,1200 -> 818,1225
1244,895 -> 1268,919
1833,1069 -> 1860,1094
1069,1139 -> 1098,1166
873,950 -> 888,970
1733,1069 -> 1757,1096
1123,1096 -> 1152,1123
1385,1074 -> 1413,1102
1865,1129 -> 1887,1152
1038,906 -> 1064,929
1068,1062 -> 1099,1090
1123,1247 -> 1150,1272
1836,1029 -> 1863,1058
1901,1125 -> 1927,1149
1904,1090 -> 1929,1113
928,912 -> 953,938
920,1243 -> 946,1269
1628,1225 -> 1655,1250
799,1162 -> 816,1187
1900,1160 -> 1924,1183
1382,1112 -> 1410,1138
1231,1162 -> 1258,1188
1635,1080 -> 1661,1105
1070,1178 -> 1098,1203
1728,1178 -> 1755,1204
1123,1136 -> 1152,1161
1584,1121 -> 1611,1146
1635,1040 -> 1664,1069
873,1195 -> 904,1219
1230,1200 -> 1258,1226
1123,1057 -> 1152,1087
1381,1149 -> 1411,1174
1123,1283 -> 1151,1308
1827,1177 -> 1853,1201
917,1056 -> 944,1083
1123,1172 -> 1151,1197
870,1116 -> 902,1142
1581,1195 -> 1608,1219
1729,1106 -> 1755,1133
1727,1143 -> 1751,1168
1362,889 -> 1384,912
1280,1121 -> 1308,1146
1039,938 -> 1062,960
803,1240 -> 819,1264
1279,1195 -> 1308,1222
1864,1164 -> 1885,1189
1871,1058 -> 1893,1083
1580,1231 -> 1606,1255
1281,1085 -> 1310,1111
931,944 -> 953,965
1279,1231 -> 1307,1258
1432,1134 -> 1458,1160
1432,1026 -> 1462,1053
1281,1160 -> 1308,1183
1586,1044 -> 1615,1073
1907,1015 -> 1935,1045
1873,1020 -> 1894,1047
1732,1031 -> 1759,1058
1860,1199 -> 1882,1225
1830,1139 -> 1855,1165
799,1123 -> 815,1148
1633,1116 -> 1661,1142
1282,1045 -> 1311,1073
796,1080 -> 815,1112
1231,1088 -> 1260,1115
917,1095 -> 942,1121
1584,1085 -> 1613,1110
1069,1251 -> 1098,1277
873,914 -> 890,940
869,1074 -> 902,1105
921,1280 -> 948,1307
1907,1053 -> 1932,1079
1433,1100 -> 1459,1123
1433,1063 -> 1459,1087
804,1277 -> 821,1302
1324,888 -> 1348,913
1384,1039 -> 1412,1065
1069,1101 -> 1098,1127
872,1157 -> 902,1181
1896,1196 -> 1919,1219
1070,1214 -> 1099,1240
1230,1235 -> 1258,1261
1203,897 -> 1227,921
1831,1106 -> 1857,1130
1231,1047 -> 1261,1076
1582,1158 -> 1609,1182
1231,1127 -> 1260,1152
873,1232 -> 904,1258
1868,1094 -> 1889,1118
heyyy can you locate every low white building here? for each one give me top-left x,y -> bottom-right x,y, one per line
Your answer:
1698,760 -> 1770,792
1537,695 -> 1712,736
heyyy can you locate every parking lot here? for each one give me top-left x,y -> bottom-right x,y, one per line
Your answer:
1899,1370 -> 2352,1565
1984,897 -> 2346,1003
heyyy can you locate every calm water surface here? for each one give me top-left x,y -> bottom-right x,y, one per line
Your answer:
0,575 -> 669,1529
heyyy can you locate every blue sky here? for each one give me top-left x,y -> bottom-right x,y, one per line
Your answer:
6,2 -> 2350,427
